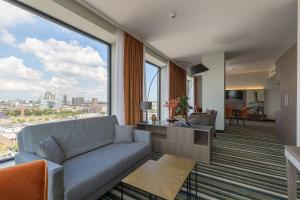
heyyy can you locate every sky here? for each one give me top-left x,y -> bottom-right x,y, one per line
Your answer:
0,1 -> 159,103
0,1 -> 109,102
145,62 -> 159,102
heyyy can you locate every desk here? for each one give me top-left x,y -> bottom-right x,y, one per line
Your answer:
285,145 -> 300,200
137,121 -> 212,163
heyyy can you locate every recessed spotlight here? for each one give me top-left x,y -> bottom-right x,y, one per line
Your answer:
169,12 -> 176,19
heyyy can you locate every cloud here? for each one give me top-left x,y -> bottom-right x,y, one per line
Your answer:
0,1 -> 34,29
0,1 -> 34,48
19,38 -> 107,82
47,77 -> 78,89
0,30 -> 16,47
0,80 -> 44,92
0,56 -> 41,80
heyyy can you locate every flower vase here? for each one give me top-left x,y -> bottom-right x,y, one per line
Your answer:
167,108 -> 175,122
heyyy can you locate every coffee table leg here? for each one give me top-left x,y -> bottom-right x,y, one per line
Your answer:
189,174 -> 192,199
186,176 -> 189,199
196,163 -> 198,198
121,183 -> 123,200
187,174 -> 190,200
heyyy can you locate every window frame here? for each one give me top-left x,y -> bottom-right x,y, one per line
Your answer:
0,1 -> 112,163
5,0 -> 112,115
144,61 -> 161,120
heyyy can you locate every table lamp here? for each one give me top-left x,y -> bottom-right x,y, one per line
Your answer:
140,101 -> 152,122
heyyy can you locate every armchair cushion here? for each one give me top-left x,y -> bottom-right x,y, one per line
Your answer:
15,152 -> 64,200
0,160 -> 47,200
35,136 -> 65,164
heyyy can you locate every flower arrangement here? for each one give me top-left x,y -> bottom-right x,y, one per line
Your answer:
164,95 -> 193,121
163,98 -> 179,121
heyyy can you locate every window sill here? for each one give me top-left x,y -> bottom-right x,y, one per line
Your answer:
0,158 -> 15,169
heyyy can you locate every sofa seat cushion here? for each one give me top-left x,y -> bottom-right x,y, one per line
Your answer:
63,142 -> 151,200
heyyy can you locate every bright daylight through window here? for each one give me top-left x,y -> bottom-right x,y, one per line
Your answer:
0,1 -> 110,161
145,62 -> 160,120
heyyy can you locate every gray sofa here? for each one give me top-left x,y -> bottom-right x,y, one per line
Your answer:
15,115 -> 151,200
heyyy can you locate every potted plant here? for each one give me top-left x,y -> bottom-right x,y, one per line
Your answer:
175,95 -> 193,119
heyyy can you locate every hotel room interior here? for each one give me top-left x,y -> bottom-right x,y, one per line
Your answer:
0,0 -> 299,199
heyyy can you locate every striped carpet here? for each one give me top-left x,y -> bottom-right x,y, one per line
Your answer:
102,122 -> 298,200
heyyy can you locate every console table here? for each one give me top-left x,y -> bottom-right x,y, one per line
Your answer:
137,121 -> 212,163
285,145 -> 300,200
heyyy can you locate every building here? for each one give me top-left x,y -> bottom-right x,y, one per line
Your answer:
63,95 -> 67,105
91,98 -> 98,106
0,133 -> 17,147
72,97 -> 84,106
44,91 -> 55,101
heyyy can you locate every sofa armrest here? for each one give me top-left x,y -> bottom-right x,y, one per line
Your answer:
15,152 -> 64,200
134,129 -> 151,144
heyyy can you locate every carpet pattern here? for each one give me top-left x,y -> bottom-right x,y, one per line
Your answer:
102,122 -> 298,200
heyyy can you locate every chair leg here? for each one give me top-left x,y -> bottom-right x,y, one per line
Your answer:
243,119 -> 245,127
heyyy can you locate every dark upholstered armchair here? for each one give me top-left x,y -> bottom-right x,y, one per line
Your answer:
187,110 -> 217,137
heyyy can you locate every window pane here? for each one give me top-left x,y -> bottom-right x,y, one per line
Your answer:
0,1 -> 110,161
145,62 -> 159,120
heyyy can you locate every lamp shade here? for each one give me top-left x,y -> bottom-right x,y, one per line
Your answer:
140,101 -> 152,110
188,63 -> 209,76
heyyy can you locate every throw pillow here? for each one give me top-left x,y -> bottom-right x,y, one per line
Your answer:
114,125 -> 134,143
35,136 -> 65,164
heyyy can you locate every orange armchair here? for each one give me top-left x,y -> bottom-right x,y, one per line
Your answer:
237,107 -> 249,126
226,106 -> 235,126
0,160 -> 48,200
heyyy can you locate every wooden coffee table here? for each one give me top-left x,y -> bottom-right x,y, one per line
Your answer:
121,154 -> 197,200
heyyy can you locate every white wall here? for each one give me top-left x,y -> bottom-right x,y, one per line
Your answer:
226,72 -> 280,120
297,0 -> 300,146
202,52 -> 225,131
195,76 -> 202,108
226,72 -> 268,90
265,81 -> 280,120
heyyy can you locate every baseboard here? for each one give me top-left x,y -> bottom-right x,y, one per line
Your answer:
216,130 -> 225,133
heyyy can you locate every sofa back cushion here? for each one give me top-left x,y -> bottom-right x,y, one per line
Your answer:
21,116 -> 118,159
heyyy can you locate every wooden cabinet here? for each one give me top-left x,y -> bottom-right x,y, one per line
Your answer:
137,122 -> 212,163
275,44 -> 297,145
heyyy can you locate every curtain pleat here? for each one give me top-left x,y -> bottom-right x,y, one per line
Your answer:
169,62 -> 187,99
124,33 -> 144,125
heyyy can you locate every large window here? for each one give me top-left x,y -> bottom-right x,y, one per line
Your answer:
0,1 -> 110,161
144,62 -> 160,120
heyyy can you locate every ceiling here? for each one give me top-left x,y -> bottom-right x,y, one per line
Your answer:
78,0 -> 297,74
